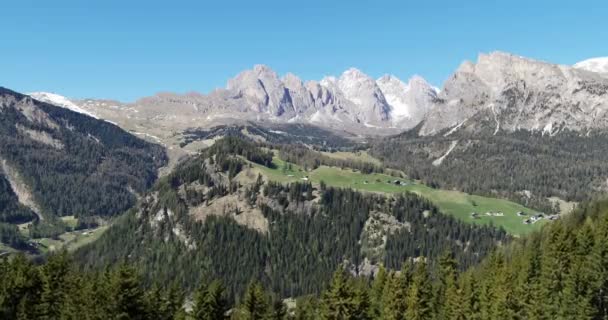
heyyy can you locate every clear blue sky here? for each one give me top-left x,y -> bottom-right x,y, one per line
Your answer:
2,0 -> 606,102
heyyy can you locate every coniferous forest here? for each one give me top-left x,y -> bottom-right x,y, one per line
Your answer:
0,88 -> 167,242
3,87 -> 608,319
74,137 -> 508,301
371,127 -> 608,212
4,199 -> 608,319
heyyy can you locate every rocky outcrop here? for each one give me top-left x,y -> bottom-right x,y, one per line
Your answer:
420,52 -> 608,135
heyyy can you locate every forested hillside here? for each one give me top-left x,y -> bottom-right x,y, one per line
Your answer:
0,87 -> 167,248
371,127 -> 608,212
181,123 -> 361,151
5,198 -> 608,319
75,137 -> 508,300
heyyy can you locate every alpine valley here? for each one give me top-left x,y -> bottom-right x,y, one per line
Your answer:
5,51 -> 608,319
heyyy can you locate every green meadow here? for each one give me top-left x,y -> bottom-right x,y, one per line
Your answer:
250,155 -> 544,235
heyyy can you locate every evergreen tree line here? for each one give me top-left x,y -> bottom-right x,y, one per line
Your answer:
7,195 -> 608,320
276,145 -> 383,175
0,88 -> 167,238
180,123 -> 359,152
10,198 -> 608,319
75,137 -> 508,301
371,128 -> 608,211
0,174 -> 36,223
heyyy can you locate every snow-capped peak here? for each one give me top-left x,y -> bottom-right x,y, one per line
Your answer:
574,57 -> 608,75
377,75 -> 411,118
28,92 -> 97,118
319,76 -> 337,88
337,68 -> 380,104
376,74 -> 437,121
341,67 -> 368,79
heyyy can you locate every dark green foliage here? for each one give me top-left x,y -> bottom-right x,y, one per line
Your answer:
7,199 -> 608,319
278,144 -> 383,174
208,136 -> 274,168
0,253 -> 182,320
28,215 -> 69,239
0,87 -> 167,221
76,137 -> 508,301
0,223 -> 30,251
0,175 -> 36,223
371,129 -> 608,210
237,281 -> 271,320
181,123 -> 359,151
112,264 -> 147,319
192,279 -> 228,320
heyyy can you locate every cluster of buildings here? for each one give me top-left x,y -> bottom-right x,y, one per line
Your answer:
470,210 -> 561,224
522,213 -> 560,224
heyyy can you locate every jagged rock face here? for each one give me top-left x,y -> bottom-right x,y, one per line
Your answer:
420,52 -> 608,135
376,74 -> 437,127
226,65 -> 294,117
37,52 -> 608,140
335,68 -> 391,125
281,73 -> 314,116
35,65 -> 437,137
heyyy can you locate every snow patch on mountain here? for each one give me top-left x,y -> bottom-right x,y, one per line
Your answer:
377,75 -> 411,118
30,65 -> 439,135
377,74 -> 437,125
29,92 -> 98,119
574,57 -> 608,75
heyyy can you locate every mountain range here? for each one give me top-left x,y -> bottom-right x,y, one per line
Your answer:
27,52 -> 608,155
0,87 -> 166,242
29,65 -> 439,145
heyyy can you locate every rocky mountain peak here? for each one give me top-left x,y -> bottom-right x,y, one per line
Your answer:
28,64 -> 438,136
336,68 -> 391,124
281,73 -> 305,90
28,92 -> 98,119
226,65 -> 292,116
376,75 -> 436,125
421,52 -> 608,136
252,64 -> 274,74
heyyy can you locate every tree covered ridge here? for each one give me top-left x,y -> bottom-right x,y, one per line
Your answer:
180,122 -> 360,151
0,87 -> 167,225
371,128 -> 608,212
5,198 -> 608,319
75,137 -> 508,301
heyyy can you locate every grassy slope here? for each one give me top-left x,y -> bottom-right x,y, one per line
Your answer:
251,155 -> 544,235
35,226 -> 108,254
321,150 -> 383,166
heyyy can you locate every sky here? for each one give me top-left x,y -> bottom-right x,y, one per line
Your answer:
1,0 -> 607,102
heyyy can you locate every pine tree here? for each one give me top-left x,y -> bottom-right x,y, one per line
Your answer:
589,214 -> 608,318
538,222 -> 573,319
352,279 -> 371,320
320,267 -> 357,320
270,300 -> 287,320
193,280 -> 227,320
369,265 -> 387,318
459,271 -> 480,320
111,264 -> 146,320
437,252 -> 458,319
39,251 -> 72,319
293,296 -> 319,320
159,283 -> 184,319
240,281 -> 270,320
381,270 -> 409,320
558,221 -> 597,319
406,260 -> 433,320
